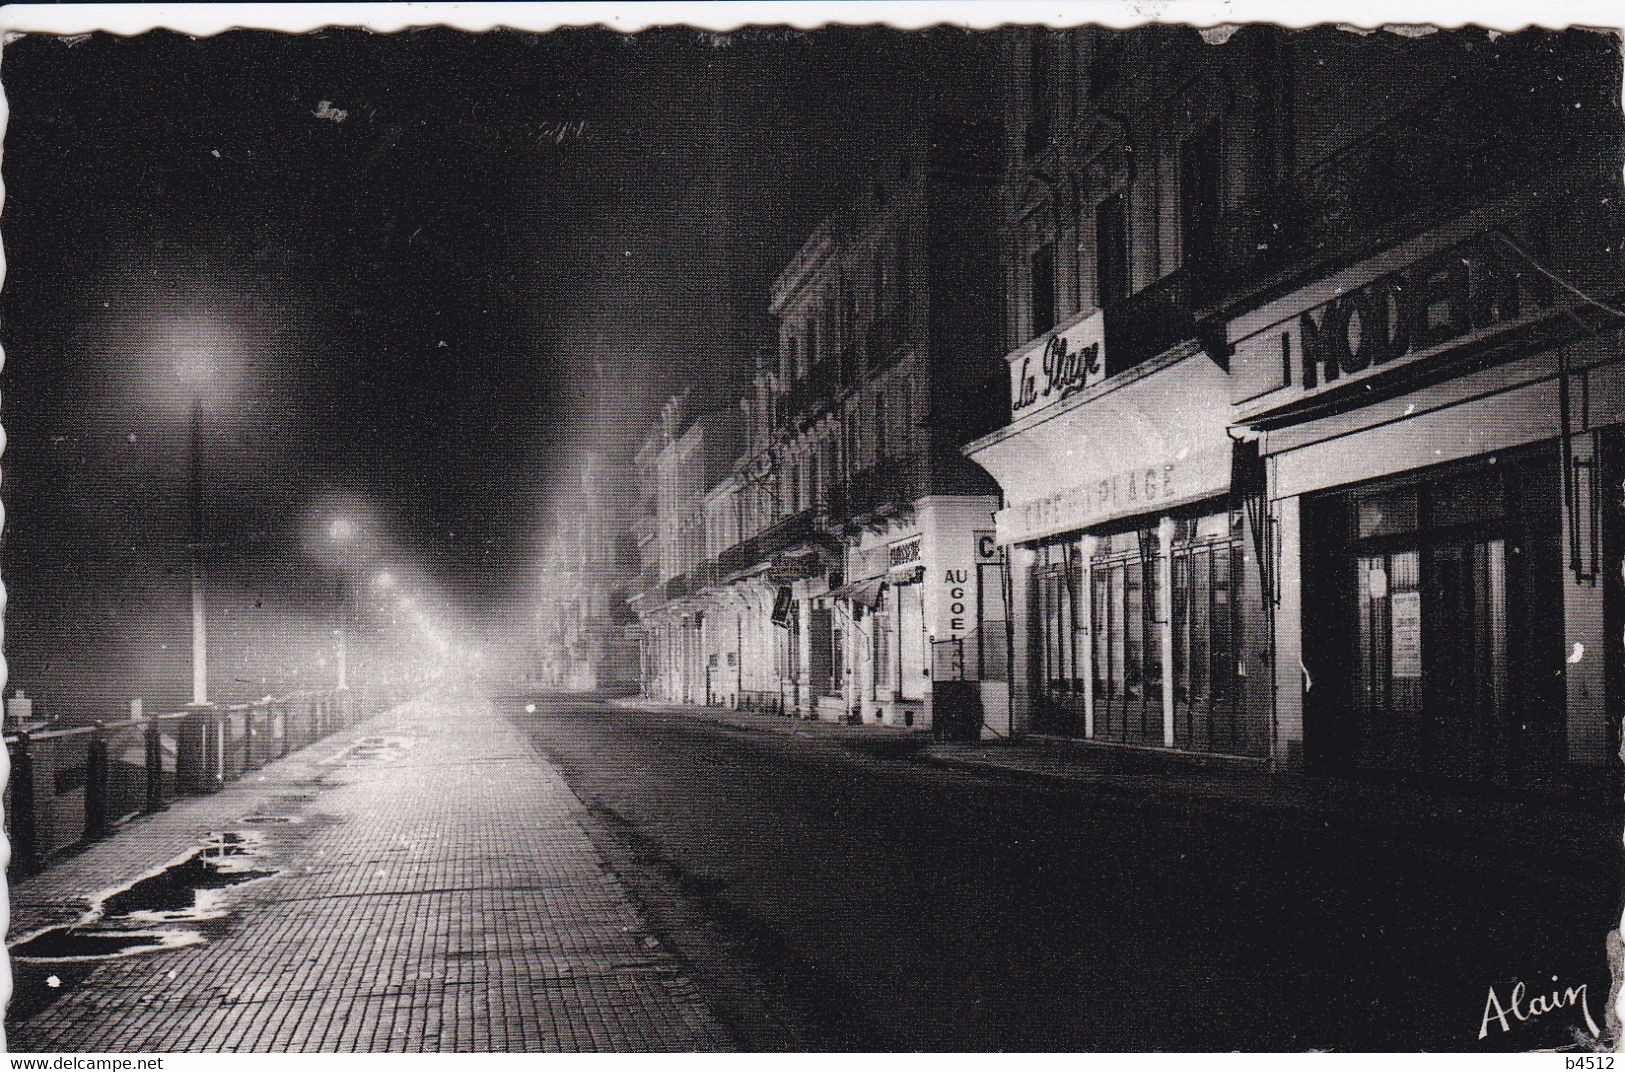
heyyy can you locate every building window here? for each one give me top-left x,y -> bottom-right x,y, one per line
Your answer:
787,336 -> 800,382
1096,191 -> 1129,309
1180,121 -> 1222,270
807,317 -> 820,376
1030,241 -> 1057,338
875,394 -> 888,462
1088,33 -> 1123,99
1026,34 -> 1054,157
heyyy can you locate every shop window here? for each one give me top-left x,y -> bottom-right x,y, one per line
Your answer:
1315,447 -> 1565,785
1031,539 -> 1087,735
1030,242 -> 1057,338
1091,530 -> 1163,745
872,602 -> 892,699
1171,511 -> 1250,755
1356,487 -> 1418,540
898,580 -> 927,701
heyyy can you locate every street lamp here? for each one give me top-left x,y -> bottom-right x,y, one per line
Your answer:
175,354 -> 211,708
329,517 -> 356,692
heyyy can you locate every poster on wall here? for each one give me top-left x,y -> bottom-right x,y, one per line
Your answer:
1390,590 -> 1422,679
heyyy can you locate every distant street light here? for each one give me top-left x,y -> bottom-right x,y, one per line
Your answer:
330,516 -> 356,692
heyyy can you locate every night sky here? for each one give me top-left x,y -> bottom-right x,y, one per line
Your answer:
0,26 -> 983,719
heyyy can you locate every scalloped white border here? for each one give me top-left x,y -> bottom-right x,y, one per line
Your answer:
0,1 -> 1619,1058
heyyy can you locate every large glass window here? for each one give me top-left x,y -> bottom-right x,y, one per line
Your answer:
1031,539 -> 1086,735
1171,511 -> 1249,754
1323,447 -> 1564,785
1091,528 -> 1162,745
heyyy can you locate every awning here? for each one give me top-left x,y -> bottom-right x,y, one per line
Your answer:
828,575 -> 886,608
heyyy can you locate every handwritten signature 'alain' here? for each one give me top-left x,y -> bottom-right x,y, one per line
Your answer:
1480,976 -> 1600,1041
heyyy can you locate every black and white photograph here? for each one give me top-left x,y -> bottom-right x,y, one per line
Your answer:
0,1 -> 1621,1055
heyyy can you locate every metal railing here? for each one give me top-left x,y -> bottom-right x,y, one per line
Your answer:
1103,267 -> 1193,377
4,685 -> 387,877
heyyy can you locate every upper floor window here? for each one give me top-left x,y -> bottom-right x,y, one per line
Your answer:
1026,35 -> 1054,157
1180,121 -> 1222,270
1088,33 -> 1123,99
1096,191 -> 1130,309
786,336 -> 800,382
1030,241 -> 1057,338
807,318 -> 820,376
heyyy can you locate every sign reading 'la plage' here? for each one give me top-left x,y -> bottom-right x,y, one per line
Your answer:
1008,310 -> 1107,419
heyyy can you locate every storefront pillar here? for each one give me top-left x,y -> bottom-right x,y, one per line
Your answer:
1272,495 -> 1306,770
1006,546 -> 1035,737
1561,432 -> 1609,767
1080,533 -> 1098,739
1158,515 -> 1176,748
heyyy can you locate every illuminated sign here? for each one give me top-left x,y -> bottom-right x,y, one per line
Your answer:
1008,311 -> 1106,419
994,447 -> 1231,546
887,535 -> 923,571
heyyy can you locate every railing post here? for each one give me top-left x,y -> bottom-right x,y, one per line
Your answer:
9,732 -> 38,875
145,717 -> 163,812
85,721 -> 109,841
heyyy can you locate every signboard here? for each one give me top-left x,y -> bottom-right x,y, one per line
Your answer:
1231,219 -> 1557,411
887,535 -> 923,572
994,446 -> 1231,546
1390,590 -> 1422,679
1008,310 -> 1106,420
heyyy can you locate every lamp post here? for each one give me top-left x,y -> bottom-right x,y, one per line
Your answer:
188,391 -> 208,706
175,354 -> 217,794
329,518 -> 356,694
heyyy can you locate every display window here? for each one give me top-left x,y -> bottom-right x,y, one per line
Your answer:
1170,511 -> 1250,754
1091,528 -> 1163,745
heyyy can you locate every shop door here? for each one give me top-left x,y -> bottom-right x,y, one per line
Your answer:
1339,450 -> 1563,785
808,606 -> 834,698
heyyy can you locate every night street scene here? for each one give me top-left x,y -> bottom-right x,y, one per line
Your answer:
1,10 -> 1622,1055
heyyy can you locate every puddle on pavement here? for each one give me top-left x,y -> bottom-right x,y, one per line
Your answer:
241,814 -> 298,824
330,735 -> 414,767
8,831 -> 278,1022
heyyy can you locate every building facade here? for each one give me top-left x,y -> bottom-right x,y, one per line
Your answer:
965,25 -> 1623,790
700,117 -> 1011,733
532,453 -> 641,693
628,394 -> 746,705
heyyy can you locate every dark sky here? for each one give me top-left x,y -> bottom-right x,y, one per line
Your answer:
0,25 -> 988,718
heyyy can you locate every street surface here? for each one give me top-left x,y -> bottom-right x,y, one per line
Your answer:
6,695 -> 728,1052
505,692 -> 1619,1052
8,688 -> 1615,1052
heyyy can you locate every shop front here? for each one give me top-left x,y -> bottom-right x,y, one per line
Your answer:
1228,183 -> 1624,787
838,496 -> 1001,731
966,334 -> 1272,756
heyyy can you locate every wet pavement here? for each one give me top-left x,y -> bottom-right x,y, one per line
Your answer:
507,692 -> 1622,1052
5,694 -> 730,1052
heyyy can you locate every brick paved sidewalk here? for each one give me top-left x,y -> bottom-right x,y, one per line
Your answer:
7,694 -> 731,1053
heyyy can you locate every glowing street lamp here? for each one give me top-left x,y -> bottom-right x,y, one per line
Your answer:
175,354 -> 212,708
329,517 -> 356,692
